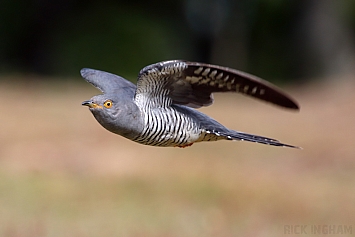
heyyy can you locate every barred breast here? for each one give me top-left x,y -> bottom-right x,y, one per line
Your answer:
132,107 -> 202,147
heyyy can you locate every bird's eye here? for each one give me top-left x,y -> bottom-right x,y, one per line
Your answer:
104,100 -> 113,108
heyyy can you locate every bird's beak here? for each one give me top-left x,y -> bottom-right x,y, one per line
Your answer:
82,100 -> 102,109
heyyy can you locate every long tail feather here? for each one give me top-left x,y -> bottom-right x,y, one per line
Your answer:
218,130 -> 300,149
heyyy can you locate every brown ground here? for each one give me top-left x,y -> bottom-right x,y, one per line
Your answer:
0,75 -> 354,237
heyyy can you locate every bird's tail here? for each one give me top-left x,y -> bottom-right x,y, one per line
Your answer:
214,130 -> 300,149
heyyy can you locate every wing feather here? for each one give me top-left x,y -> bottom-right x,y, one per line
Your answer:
81,68 -> 136,95
134,60 -> 299,110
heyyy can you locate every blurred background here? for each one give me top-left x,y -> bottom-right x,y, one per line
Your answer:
1,0 -> 355,236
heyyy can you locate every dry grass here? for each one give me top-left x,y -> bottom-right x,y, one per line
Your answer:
0,75 -> 354,236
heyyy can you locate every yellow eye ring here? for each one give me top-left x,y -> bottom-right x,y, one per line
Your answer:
104,100 -> 113,108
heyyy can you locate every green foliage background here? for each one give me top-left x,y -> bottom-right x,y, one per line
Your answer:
1,0 -> 355,81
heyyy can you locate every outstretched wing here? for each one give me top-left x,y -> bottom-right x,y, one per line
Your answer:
134,60 -> 299,110
81,68 -> 136,94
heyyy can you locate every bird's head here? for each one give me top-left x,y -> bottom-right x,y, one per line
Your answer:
82,93 -> 131,134
82,94 -> 117,119
81,68 -> 143,139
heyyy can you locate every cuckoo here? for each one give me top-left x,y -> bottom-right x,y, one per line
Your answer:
82,60 -> 300,148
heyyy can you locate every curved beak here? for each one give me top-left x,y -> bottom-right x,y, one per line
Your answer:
82,100 -> 92,106
82,100 -> 102,109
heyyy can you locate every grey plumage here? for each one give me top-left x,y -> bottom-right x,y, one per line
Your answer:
82,60 -> 300,148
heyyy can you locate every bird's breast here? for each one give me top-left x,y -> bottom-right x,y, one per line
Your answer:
132,107 -> 201,147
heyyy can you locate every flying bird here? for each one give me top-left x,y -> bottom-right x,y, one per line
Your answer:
82,60 -> 299,148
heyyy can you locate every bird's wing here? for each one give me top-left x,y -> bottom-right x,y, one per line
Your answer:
134,60 -> 299,110
81,68 -> 136,94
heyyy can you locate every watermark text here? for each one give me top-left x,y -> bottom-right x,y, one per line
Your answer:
284,225 -> 352,235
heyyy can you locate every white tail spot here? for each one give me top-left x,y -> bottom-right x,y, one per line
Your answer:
243,85 -> 249,92
200,78 -> 211,85
194,67 -> 204,75
216,72 -> 223,80
209,70 -> 217,78
226,82 -> 232,90
186,76 -> 201,84
202,68 -> 210,76
251,87 -> 257,94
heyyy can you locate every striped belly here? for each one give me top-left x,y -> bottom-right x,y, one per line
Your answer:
133,108 -> 201,147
